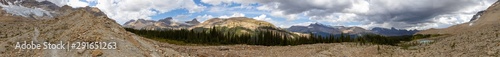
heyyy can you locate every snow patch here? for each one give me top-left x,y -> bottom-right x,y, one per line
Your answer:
0,1 -> 53,18
469,15 -> 481,26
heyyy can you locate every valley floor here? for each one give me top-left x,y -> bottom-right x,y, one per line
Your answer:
151,31 -> 500,57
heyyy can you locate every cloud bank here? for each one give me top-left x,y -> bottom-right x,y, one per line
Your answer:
46,0 -> 497,30
201,0 -> 497,29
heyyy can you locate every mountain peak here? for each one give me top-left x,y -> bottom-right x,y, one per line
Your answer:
309,22 -> 326,27
185,18 -> 200,25
390,27 -> 397,30
158,17 -> 173,23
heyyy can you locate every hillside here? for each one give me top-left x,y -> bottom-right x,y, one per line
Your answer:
0,0 -> 185,56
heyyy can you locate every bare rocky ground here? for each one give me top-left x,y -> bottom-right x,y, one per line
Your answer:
0,0 -> 499,57
0,6 -> 188,57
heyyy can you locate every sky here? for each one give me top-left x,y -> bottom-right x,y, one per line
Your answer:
47,0 -> 497,30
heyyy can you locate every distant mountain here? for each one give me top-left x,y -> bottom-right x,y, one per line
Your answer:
287,23 -> 340,35
185,18 -> 200,25
371,27 -> 419,36
123,17 -> 198,30
288,23 -> 419,36
287,23 -> 372,37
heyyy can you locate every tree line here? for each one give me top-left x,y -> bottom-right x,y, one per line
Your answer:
125,27 -> 415,46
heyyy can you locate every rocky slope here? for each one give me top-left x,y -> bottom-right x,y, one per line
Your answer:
0,0 -> 186,57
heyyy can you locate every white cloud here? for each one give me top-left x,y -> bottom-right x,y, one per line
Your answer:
219,12 -> 245,18
290,22 -> 316,26
91,0 -> 206,24
36,0 -> 89,8
200,0 -> 497,30
252,14 -> 270,20
66,0 -> 89,8
196,14 -> 215,22
34,0 -> 499,30
252,14 -> 278,25
38,0 -> 205,24
343,0 -> 369,14
37,0 -> 68,7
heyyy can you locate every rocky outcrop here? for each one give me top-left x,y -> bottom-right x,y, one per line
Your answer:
469,11 -> 485,22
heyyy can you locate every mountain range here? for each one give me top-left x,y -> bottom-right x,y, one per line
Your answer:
123,17 -> 200,30
287,23 -> 419,36
124,18 -> 419,37
371,27 -> 419,36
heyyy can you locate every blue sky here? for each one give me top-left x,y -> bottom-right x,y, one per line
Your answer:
58,0 -> 496,30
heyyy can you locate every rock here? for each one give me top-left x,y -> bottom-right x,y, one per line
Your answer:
91,50 -> 103,57
77,49 -> 86,54
486,51 -> 496,55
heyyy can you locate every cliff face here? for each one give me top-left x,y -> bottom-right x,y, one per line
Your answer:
0,1 -> 184,57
